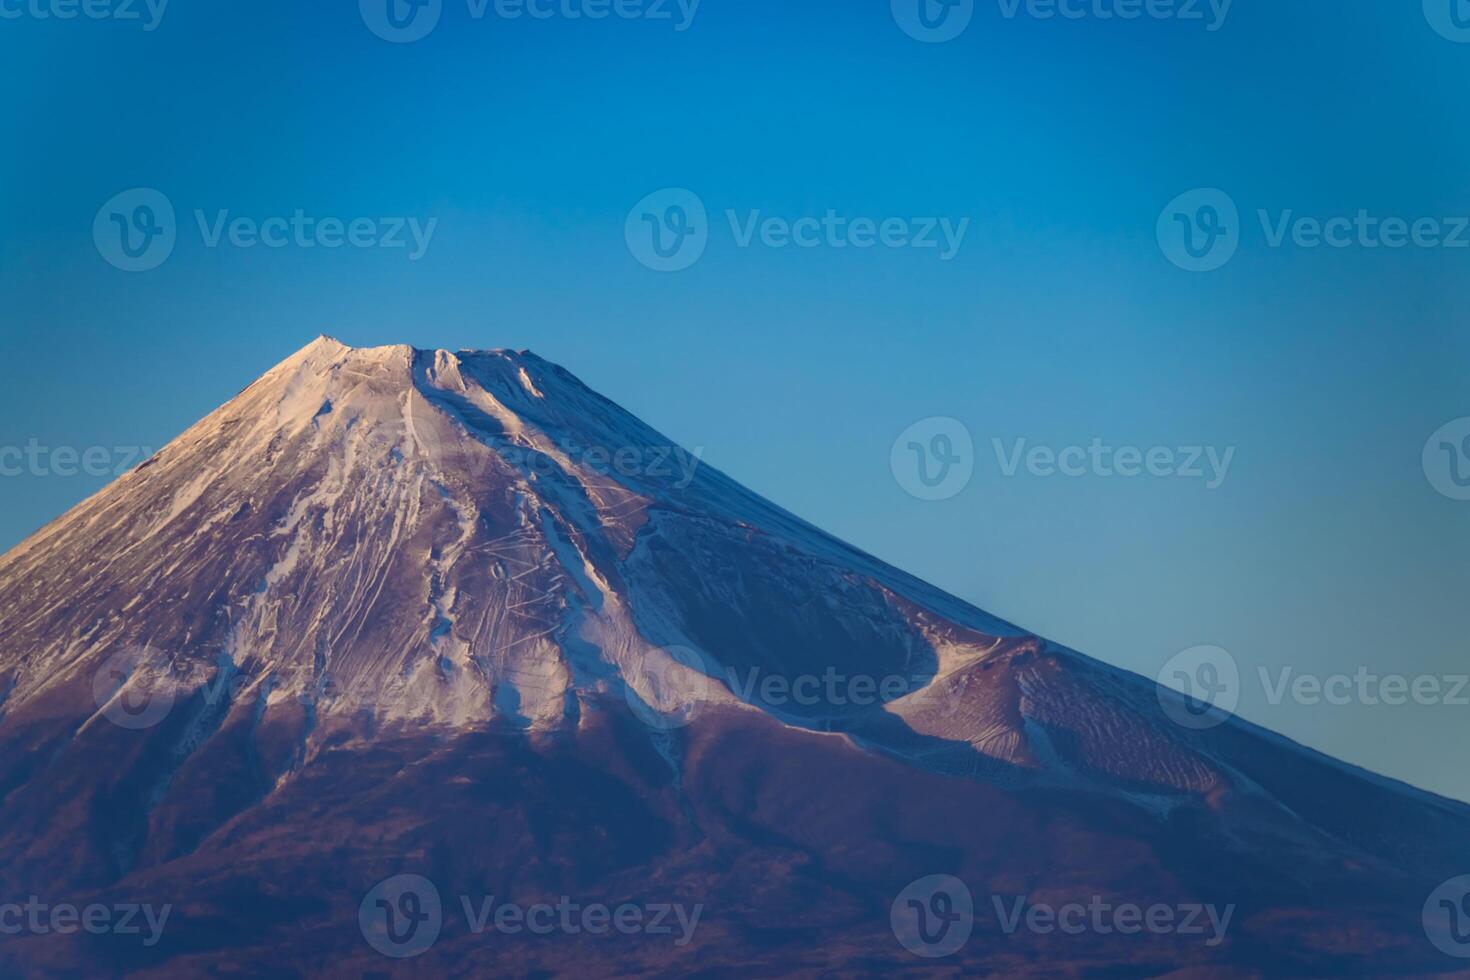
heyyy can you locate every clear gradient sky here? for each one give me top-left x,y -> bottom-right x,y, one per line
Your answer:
2,0 -> 1469,800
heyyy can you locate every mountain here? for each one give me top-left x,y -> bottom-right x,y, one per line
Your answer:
0,336 -> 1463,977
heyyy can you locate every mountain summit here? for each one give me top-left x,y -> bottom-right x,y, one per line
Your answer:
0,338 -> 1464,976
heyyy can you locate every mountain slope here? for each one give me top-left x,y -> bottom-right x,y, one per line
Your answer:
0,337 -> 1463,977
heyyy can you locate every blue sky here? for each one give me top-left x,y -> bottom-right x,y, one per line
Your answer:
2,0 -> 1469,800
